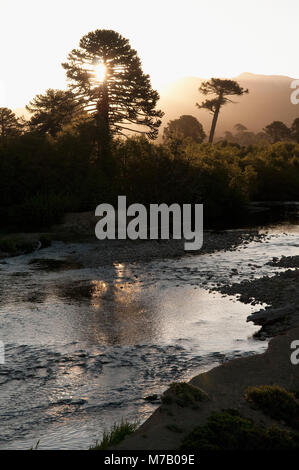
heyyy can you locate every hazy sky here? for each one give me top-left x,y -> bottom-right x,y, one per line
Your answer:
1,0 -> 298,109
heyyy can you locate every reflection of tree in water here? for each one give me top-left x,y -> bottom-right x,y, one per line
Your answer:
55,262 -> 160,346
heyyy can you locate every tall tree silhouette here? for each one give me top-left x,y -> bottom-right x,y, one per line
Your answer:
0,107 -> 22,147
26,89 -> 79,137
196,79 -> 248,143
62,30 -> 163,163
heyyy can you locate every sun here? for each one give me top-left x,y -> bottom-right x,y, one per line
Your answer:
94,63 -> 106,82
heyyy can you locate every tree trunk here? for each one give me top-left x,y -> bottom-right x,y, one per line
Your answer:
208,101 -> 221,144
96,77 -> 112,172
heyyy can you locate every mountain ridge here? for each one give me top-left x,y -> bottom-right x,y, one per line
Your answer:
158,72 -> 299,138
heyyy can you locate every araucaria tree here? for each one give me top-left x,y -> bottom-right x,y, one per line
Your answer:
0,107 -> 22,147
26,89 -> 79,137
62,29 -> 163,161
196,79 -> 249,144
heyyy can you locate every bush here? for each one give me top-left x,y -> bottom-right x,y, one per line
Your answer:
245,385 -> 299,430
180,409 -> 299,450
161,382 -> 208,408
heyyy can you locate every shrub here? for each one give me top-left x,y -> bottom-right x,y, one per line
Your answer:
245,385 -> 299,430
180,409 -> 299,450
161,382 -> 208,408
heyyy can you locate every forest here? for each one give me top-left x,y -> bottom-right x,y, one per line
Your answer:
1,29 -> 299,232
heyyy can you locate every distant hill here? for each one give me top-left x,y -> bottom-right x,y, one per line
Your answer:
157,72 -> 299,139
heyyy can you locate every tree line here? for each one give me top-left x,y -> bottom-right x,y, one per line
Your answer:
0,29 -> 298,232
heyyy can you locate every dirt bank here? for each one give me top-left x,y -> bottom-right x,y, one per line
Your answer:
115,327 -> 299,450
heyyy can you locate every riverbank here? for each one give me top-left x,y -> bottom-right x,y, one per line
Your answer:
0,210 -> 266,263
114,254 -> 299,450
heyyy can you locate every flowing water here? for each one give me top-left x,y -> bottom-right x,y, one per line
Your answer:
0,222 -> 298,449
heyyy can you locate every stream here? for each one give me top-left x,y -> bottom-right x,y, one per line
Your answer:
0,221 -> 298,449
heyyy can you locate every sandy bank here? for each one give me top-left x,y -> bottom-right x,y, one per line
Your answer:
116,327 -> 299,450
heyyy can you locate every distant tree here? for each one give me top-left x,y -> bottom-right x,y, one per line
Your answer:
62,29 -> 163,164
256,131 -> 271,143
163,115 -> 206,143
224,131 -> 234,142
222,127 -> 271,146
26,89 -> 78,137
291,117 -> 299,143
234,123 -> 247,132
0,107 -> 22,146
196,79 -> 249,144
264,121 -> 291,143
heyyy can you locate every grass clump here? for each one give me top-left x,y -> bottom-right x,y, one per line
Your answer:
180,409 -> 299,450
89,420 -> 138,450
161,382 -> 208,409
29,440 -> 40,450
245,385 -> 299,430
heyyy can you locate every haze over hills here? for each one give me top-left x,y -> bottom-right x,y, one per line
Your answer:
13,73 -> 299,140
158,72 -> 299,139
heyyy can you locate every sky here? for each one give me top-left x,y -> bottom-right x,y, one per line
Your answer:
0,0 -> 299,109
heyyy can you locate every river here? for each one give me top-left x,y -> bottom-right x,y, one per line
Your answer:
0,221 -> 298,449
